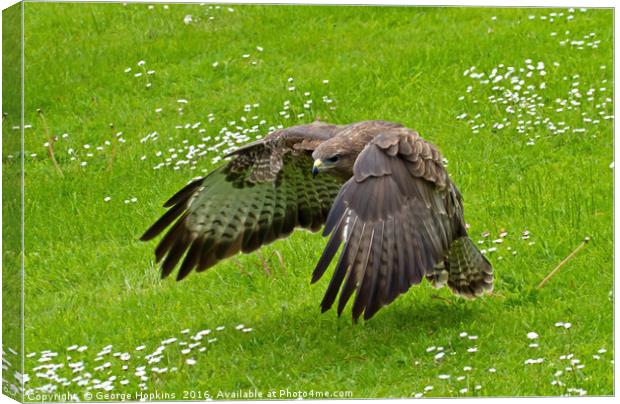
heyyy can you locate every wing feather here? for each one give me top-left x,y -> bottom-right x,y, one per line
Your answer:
142,123 -> 345,280
155,211 -> 189,264
314,130 -> 465,320
311,212 -> 346,283
337,224 -> 372,316
177,237 -> 206,281
319,215 -> 360,312
163,178 -> 204,208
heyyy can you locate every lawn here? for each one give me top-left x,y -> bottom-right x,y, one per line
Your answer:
2,3 -> 614,401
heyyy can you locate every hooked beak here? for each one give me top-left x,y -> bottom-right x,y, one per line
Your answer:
312,159 -> 322,178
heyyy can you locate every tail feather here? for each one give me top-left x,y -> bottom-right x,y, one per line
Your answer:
427,237 -> 493,298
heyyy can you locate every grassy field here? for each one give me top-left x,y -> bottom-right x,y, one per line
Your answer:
2,3 -> 613,400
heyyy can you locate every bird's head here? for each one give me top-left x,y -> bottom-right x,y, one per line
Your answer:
311,137 -> 360,179
311,153 -> 342,178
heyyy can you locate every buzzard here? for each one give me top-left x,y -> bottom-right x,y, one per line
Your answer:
141,120 -> 493,321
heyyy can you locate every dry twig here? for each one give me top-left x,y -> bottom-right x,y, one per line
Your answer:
107,123 -> 117,171
537,237 -> 590,289
431,294 -> 453,305
38,109 -> 64,178
232,257 -> 249,276
257,252 -> 271,276
274,250 -> 286,274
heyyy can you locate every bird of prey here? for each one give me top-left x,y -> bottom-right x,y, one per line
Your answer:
141,120 -> 493,321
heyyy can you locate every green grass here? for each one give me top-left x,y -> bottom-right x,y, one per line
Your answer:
2,3 -> 613,400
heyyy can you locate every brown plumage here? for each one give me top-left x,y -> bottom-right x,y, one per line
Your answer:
141,120 -> 493,321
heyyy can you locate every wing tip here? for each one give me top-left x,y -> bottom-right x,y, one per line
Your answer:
160,266 -> 173,279
363,307 -> 378,321
176,269 -> 191,281
140,223 -> 165,242
139,232 -> 153,242
162,177 -> 205,208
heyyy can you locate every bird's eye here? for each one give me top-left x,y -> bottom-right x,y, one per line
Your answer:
325,155 -> 340,163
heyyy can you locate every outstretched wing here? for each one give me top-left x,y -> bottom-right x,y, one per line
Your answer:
311,129 -> 467,321
141,123 -> 345,281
